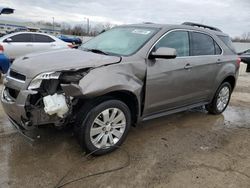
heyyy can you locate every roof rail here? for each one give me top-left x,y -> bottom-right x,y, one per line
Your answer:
182,22 -> 222,32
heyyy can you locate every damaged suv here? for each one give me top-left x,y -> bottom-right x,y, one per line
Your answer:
1,22 -> 239,155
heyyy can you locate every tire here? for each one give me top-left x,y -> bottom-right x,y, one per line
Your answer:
206,82 -> 232,115
76,99 -> 131,155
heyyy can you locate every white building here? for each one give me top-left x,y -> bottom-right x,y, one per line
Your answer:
0,20 -> 61,36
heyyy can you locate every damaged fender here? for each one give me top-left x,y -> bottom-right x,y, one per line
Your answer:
61,61 -> 147,116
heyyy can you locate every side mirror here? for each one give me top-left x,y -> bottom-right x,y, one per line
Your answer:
149,47 -> 177,59
5,38 -> 13,43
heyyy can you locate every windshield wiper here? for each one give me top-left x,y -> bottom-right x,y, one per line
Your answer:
84,48 -> 110,55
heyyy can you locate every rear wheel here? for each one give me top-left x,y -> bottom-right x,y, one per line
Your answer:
206,82 -> 232,114
76,99 -> 131,155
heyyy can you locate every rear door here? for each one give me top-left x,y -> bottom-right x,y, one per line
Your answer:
188,31 -> 222,99
3,33 -> 33,59
31,33 -> 56,53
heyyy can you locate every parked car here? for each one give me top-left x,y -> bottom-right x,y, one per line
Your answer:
0,32 -> 72,61
1,22 -> 239,155
0,52 -> 10,79
58,35 -> 82,47
238,49 -> 250,72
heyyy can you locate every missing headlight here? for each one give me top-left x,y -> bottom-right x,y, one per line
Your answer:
59,68 -> 90,83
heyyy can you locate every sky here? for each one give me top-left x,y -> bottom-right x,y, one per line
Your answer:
0,0 -> 249,37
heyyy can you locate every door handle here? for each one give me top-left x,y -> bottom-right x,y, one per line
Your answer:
26,44 -> 33,47
51,44 -> 56,47
184,64 -> 192,70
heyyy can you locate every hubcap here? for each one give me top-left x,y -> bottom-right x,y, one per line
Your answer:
90,108 -> 126,148
216,86 -> 230,112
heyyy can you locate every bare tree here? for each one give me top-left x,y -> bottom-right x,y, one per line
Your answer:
232,32 -> 250,42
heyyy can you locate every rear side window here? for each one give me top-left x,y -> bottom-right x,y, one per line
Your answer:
190,32 -> 215,56
33,34 -> 55,43
6,33 -> 33,42
155,31 -> 189,57
217,35 -> 236,53
214,42 -> 222,55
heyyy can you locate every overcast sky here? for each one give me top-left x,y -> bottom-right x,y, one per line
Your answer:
0,0 -> 249,37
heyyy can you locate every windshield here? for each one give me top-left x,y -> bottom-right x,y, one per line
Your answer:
80,27 -> 158,56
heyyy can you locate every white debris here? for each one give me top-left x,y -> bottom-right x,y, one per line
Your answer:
43,93 -> 69,118
200,146 -> 210,151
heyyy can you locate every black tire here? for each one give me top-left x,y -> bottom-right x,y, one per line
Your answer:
206,82 -> 232,115
75,99 -> 131,155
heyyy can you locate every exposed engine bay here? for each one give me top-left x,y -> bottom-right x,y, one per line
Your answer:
25,70 -> 89,128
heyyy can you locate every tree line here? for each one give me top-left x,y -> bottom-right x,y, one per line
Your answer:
232,32 -> 250,43
38,20 -> 114,36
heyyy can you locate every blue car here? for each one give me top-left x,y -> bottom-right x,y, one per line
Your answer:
0,53 -> 10,75
58,35 -> 82,47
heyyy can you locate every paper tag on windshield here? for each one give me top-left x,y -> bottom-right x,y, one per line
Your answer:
132,29 -> 151,35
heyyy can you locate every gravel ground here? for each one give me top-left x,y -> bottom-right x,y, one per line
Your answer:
0,73 -> 250,188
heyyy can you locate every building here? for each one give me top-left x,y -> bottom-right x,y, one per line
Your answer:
0,19 -> 61,36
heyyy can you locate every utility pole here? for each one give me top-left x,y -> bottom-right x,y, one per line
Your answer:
84,17 -> 90,36
52,17 -> 55,33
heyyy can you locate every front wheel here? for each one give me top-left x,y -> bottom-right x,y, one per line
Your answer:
77,99 -> 131,155
206,82 -> 232,115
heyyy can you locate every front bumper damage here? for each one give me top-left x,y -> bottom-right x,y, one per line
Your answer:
1,76 -> 78,133
1,86 -> 41,141
1,87 -> 36,130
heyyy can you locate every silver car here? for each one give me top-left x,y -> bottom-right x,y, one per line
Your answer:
1,22 -> 240,155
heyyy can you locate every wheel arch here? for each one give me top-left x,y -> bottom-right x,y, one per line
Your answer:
221,75 -> 236,90
209,74 -> 236,103
76,90 -> 141,127
96,90 -> 140,126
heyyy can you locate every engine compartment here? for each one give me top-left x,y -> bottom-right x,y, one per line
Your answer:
25,79 -> 74,128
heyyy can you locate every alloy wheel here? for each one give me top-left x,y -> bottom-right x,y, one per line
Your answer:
90,108 -> 126,148
216,86 -> 230,112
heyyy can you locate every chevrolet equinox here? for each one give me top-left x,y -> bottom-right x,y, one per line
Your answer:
1,22 -> 240,155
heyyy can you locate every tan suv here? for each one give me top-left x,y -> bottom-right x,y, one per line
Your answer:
1,22 -> 240,155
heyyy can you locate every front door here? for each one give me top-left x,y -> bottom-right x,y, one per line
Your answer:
144,31 -> 197,116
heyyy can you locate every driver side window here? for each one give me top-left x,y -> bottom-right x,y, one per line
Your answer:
155,31 -> 189,57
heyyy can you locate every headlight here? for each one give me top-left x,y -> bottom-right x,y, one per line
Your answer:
28,72 -> 61,90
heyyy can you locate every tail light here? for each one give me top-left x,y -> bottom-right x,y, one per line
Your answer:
0,44 -> 4,52
236,57 -> 241,67
68,44 -> 74,48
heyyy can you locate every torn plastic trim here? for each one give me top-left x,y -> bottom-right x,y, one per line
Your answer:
61,83 -> 83,97
59,68 -> 91,83
8,117 -> 35,142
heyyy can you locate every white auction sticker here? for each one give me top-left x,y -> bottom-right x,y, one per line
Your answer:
132,29 -> 151,35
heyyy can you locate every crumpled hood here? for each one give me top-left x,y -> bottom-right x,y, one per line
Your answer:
11,49 -> 121,78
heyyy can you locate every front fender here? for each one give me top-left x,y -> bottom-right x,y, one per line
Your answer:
62,62 -> 146,100
80,63 -> 144,98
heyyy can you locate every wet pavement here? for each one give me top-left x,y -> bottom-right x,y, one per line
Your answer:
1,74 -> 250,188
